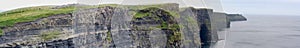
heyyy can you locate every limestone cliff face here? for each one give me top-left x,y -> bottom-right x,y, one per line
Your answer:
0,13 -> 73,46
0,3 -> 246,48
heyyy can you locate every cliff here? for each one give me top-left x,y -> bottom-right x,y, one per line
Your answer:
226,14 -> 247,21
0,3 -> 246,48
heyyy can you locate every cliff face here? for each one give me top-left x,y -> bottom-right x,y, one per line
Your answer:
0,13 -> 73,46
0,3 -> 246,48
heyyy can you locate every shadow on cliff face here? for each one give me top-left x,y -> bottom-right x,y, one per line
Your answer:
200,24 -> 211,48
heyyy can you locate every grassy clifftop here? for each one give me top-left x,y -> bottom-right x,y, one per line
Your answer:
0,3 -> 178,28
0,6 -> 75,35
0,6 -> 75,28
0,4 -> 121,29
0,3 -> 180,36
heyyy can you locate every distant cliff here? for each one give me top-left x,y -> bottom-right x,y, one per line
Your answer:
226,14 -> 247,21
0,3 -> 246,48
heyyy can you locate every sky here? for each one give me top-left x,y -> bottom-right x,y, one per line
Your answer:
0,0 -> 299,15
0,0 -> 76,10
222,0 -> 300,15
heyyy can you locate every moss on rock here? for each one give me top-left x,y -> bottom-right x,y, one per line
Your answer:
106,31 -> 112,42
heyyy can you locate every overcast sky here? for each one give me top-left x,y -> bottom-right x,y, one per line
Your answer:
0,0 -> 299,15
222,0 -> 300,15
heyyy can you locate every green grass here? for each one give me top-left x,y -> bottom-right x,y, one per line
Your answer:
0,6 -> 75,28
133,7 -> 179,18
0,6 -> 76,33
133,12 -> 150,18
0,29 -> 3,36
39,30 -> 61,41
126,3 -> 180,18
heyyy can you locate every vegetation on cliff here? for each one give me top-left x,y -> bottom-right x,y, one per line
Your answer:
0,6 -> 75,28
0,3 -> 180,33
0,4 -> 116,33
0,29 -> 3,36
39,30 -> 61,41
0,3 -> 186,46
0,6 -> 75,33
106,31 -> 112,42
184,16 -> 198,25
133,7 -> 182,47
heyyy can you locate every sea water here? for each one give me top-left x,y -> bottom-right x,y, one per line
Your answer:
225,15 -> 300,48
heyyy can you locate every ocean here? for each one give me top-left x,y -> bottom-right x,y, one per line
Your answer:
225,15 -> 300,48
